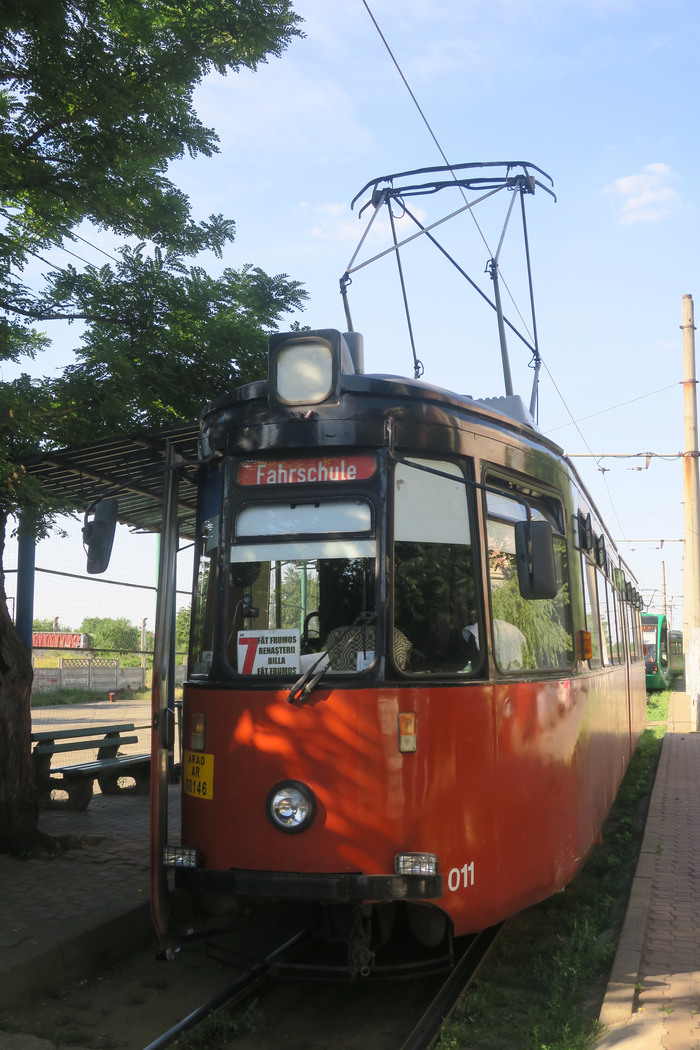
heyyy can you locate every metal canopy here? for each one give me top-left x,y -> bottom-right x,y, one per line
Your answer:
22,423 -> 201,538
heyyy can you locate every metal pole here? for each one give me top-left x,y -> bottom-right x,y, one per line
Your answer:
488,260 -> 514,397
15,518 -> 35,651
150,443 -> 181,938
682,294 -> 700,728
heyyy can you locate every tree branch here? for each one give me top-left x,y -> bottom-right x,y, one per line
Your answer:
0,299 -> 130,326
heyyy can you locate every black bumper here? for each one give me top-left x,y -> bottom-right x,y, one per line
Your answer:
174,868 -> 443,901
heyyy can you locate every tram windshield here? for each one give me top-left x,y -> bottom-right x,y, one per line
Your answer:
642,623 -> 657,659
229,499 -> 380,677
187,494 -> 389,678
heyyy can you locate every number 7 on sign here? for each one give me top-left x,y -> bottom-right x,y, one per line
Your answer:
239,634 -> 259,675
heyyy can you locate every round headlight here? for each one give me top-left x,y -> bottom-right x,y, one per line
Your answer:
267,781 -> 316,834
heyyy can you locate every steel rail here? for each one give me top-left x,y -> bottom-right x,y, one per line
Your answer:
400,924 -> 503,1050
141,927 -> 312,1050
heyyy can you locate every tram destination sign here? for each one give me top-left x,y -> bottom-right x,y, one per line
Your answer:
238,629 -> 302,675
238,455 -> 376,487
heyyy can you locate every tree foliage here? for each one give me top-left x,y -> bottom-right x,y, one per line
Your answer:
32,618 -> 67,632
175,605 -> 191,653
80,616 -> 140,653
51,249 -> 307,439
0,0 -> 305,853
0,0 -> 303,257
0,0 -> 305,511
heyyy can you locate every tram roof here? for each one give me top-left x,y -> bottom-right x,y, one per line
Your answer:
22,423 -> 200,538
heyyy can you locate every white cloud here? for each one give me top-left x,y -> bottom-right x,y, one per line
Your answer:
604,163 -> 680,224
303,201 -> 428,250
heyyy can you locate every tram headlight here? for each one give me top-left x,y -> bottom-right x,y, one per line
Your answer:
267,781 -> 316,833
276,339 -> 334,403
268,330 -> 356,406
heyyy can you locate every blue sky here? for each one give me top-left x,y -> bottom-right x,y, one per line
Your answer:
6,0 -> 698,630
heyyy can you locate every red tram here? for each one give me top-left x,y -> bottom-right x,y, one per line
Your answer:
150,164 -> 646,974
159,328 -> 646,972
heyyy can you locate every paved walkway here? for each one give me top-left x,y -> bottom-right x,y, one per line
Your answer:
596,688 -> 700,1049
0,787 -> 180,1010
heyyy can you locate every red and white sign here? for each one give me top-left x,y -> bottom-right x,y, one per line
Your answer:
238,629 -> 301,676
238,455 -> 376,487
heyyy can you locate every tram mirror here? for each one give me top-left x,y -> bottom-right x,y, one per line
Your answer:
82,497 -> 118,575
231,562 -> 261,588
514,519 -> 558,600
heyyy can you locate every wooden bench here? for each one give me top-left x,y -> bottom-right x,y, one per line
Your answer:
31,723 -> 150,810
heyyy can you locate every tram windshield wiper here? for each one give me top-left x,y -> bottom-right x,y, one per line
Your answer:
286,652 -> 330,706
287,610 -> 377,705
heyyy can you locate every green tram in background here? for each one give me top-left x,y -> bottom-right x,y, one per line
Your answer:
642,613 -> 684,691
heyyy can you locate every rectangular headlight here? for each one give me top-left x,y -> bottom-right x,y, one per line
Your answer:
395,852 -> 439,876
163,845 -> 200,868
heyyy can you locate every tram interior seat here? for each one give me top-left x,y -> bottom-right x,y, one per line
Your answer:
325,625 -> 412,671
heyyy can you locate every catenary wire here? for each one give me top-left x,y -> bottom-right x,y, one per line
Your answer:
545,383 -> 679,434
361,1 -> 634,558
360,0 -> 535,343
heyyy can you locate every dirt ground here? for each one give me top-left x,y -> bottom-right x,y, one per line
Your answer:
2,933 -> 240,1049
0,903 -> 304,1050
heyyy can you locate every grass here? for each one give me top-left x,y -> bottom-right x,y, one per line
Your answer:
31,686 -> 182,708
177,1000 -> 260,1049
646,689 -> 670,723
437,698 -> 669,1050
31,687 -> 113,707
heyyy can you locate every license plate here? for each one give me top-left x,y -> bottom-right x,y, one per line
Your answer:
183,750 -> 214,800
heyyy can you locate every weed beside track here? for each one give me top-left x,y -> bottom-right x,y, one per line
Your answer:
437,694 -> 668,1050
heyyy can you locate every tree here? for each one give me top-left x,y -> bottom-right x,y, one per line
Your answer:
32,618 -> 67,633
175,605 -> 191,654
80,617 -> 140,653
50,249 -> 306,439
0,0 -> 305,853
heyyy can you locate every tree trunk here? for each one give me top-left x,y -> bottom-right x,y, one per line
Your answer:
0,511 -> 38,853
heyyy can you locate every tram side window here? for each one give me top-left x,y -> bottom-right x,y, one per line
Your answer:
622,599 -> 638,660
486,490 -> 573,673
393,459 -> 480,675
633,609 -> 642,655
581,559 -> 603,668
612,585 -> 627,661
659,618 -> 669,668
599,576 -> 618,664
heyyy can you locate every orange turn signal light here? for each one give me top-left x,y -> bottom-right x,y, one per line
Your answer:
190,712 -> 206,751
577,630 -> 593,661
398,712 -> 417,753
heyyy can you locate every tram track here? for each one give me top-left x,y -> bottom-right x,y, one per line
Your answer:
142,927 -> 313,1050
141,924 -> 503,1050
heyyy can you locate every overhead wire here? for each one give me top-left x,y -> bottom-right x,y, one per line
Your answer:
535,334 -> 638,567
358,0 -> 652,573
362,3 -> 674,589
360,0 -> 535,344
545,383 -> 679,434
0,205 -> 123,266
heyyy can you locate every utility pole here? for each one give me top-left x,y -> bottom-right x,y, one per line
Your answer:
682,293 -> 700,728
